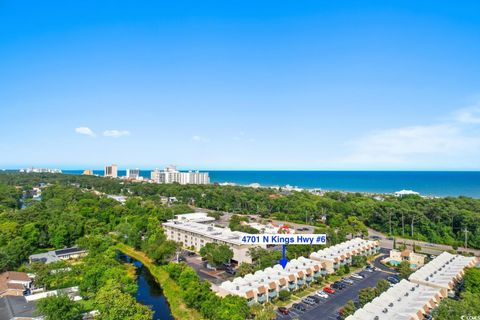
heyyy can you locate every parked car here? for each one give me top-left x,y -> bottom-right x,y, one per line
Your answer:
292,303 -> 306,312
302,297 -> 316,305
178,256 -> 186,262
358,272 -> 368,278
387,276 -> 399,284
225,268 -> 236,275
323,286 -> 336,294
342,278 -> 354,285
315,290 -> 329,299
308,295 -> 321,303
332,281 -> 346,289
277,307 -> 289,315
351,273 -> 364,279
370,235 -> 382,239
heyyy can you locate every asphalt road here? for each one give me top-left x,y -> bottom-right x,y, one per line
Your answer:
276,269 -> 392,320
367,228 -> 480,256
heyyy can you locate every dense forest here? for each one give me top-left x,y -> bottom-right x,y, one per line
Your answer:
1,171 -> 479,251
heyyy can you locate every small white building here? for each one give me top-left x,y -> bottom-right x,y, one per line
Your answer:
394,190 -> 419,197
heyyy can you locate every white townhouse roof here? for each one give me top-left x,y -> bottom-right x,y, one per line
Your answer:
173,212 -> 216,223
346,280 -> 445,320
220,257 -> 325,297
310,238 -> 377,262
408,252 -> 478,290
162,220 -> 250,246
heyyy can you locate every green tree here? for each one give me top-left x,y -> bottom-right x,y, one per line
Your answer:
358,287 -> 377,306
238,262 -> 254,276
278,289 -> 291,301
94,285 -> 153,320
433,292 -> 480,320
398,260 -> 412,279
178,267 -> 200,290
250,303 -> 276,320
200,243 -> 233,267
464,268 -> 480,294
36,294 -> 82,320
215,295 -> 250,320
351,255 -> 367,267
342,300 -> 357,317
376,279 -> 390,294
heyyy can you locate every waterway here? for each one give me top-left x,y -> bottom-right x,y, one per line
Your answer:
116,251 -> 174,320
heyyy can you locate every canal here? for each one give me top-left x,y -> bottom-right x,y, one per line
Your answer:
116,251 -> 174,320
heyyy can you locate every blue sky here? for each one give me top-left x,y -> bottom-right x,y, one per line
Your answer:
1,0 -> 480,170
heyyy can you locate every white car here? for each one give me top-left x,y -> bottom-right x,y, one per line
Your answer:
351,273 -> 364,279
315,290 -> 329,299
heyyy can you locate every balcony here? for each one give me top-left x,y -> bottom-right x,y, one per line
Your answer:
320,269 -> 327,276
306,275 -> 313,282
257,295 -> 267,303
288,283 -> 296,290
268,290 -> 277,299
297,279 -> 305,286
247,299 -> 255,307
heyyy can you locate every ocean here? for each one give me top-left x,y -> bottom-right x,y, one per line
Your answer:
60,170 -> 480,198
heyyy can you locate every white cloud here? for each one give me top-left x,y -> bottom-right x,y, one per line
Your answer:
192,135 -> 209,143
75,127 -> 96,138
344,106 -> 480,167
455,105 -> 480,124
103,130 -> 131,138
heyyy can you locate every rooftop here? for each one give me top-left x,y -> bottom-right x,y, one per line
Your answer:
220,256 -> 324,296
408,252 -> 477,289
173,212 -> 215,223
346,279 -> 444,320
162,220 -> 251,246
0,296 -> 38,320
310,238 -> 377,262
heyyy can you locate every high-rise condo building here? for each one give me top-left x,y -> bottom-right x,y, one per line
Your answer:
151,165 -> 209,185
126,168 -> 140,179
104,164 -> 118,178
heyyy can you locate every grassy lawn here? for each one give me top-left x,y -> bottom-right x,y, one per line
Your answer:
116,243 -> 203,320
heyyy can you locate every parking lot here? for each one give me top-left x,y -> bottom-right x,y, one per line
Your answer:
276,269 -> 393,320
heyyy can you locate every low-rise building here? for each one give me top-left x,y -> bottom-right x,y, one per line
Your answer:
162,215 -> 263,264
29,247 -> 87,264
345,279 -> 447,320
385,249 -> 426,268
309,238 -> 380,273
173,212 -> 215,224
0,295 -> 40,320
0,272 -> 33,297
217,256 -> 327,305
408,251 -> 478,291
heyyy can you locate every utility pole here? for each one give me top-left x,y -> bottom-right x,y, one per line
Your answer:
401,213 -> 405,237
411,215 -> 415,238
388,210 -> 392,236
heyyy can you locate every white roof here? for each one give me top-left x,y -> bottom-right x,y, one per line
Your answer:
346,280 -> 442,320
220,256 -> 323,296
408,252 -> 477,289
173,212 -> 215,223
310,238 -> 377,262
162,220 -> 250,246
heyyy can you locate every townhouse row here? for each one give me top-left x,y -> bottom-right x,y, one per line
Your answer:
218,256 -> 327,305
346,252 -> 478,320
217,238 -> 380,304
309,238 -> 380,273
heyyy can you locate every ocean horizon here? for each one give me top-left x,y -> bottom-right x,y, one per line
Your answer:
50,170 -> 480,198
